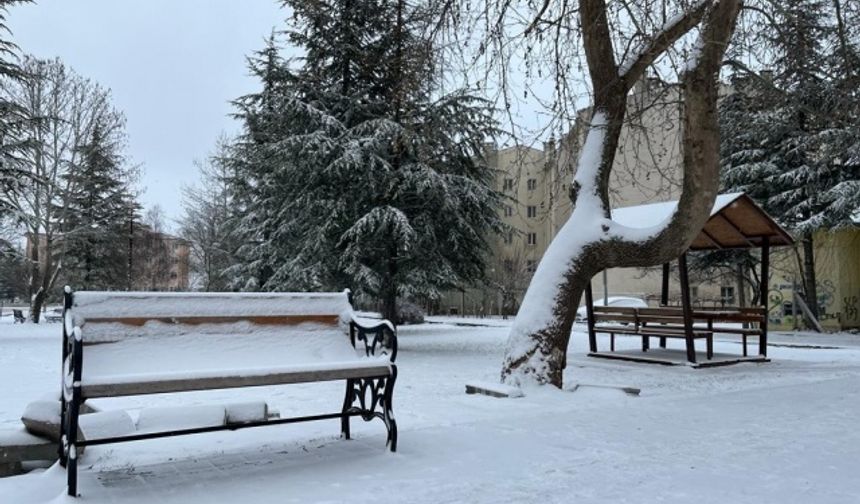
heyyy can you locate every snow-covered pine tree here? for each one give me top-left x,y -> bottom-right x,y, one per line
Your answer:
228,0 -> 500,321
225,35 -> 291,292
60,122 -> 134,290
721,0 -> 860,319
0,0 -> 32,216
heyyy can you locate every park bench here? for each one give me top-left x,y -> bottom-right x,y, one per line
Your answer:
591,305 -> 766,359
58,287 -> 397,497
13,309 -> 25,324
45,308 -> 63,323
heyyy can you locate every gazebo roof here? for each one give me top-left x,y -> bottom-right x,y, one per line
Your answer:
611,192 -> 794,250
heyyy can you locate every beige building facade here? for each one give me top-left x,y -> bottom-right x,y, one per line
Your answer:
440,78 -> 859,330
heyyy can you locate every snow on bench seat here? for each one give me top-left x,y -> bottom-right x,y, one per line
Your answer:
77,323 -> 391,397
60,288 -> 399,497
82,359 -> 393,397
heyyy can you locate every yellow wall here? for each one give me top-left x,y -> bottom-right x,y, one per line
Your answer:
769,229 -> 860,330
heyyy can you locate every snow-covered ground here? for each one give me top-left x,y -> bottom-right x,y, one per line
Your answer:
2,318 -> 860,503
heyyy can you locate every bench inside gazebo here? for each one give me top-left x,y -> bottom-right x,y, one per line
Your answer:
584,193 -> 794,367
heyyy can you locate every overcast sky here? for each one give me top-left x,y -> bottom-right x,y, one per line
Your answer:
9,0 -> 285,230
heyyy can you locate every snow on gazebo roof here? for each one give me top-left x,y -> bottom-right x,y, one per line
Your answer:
611,192 -> 794,250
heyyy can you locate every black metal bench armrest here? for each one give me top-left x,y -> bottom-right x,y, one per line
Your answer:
350,319 -> 398,362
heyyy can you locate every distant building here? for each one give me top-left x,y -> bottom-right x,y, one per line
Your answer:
440,77 -> 860,330
25,227 -> 191,294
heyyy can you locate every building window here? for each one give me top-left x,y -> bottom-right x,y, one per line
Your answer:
720,286 -> 735,306
503,178 -> 514,191
504,205 -> 513,217
527,178 -> 537,190
527,206 -> 537,218
526,260 -> 537,273
527,232 -> 537,246
503,231 -> 513,244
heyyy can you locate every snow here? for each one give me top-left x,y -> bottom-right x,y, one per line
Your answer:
612,192 -> 744,236
72,291 -> 352,320
225,401 -> 269,424
78,410 -> 136,440
77,326 -> 384,388
3,319 -> 860,503
22,401 -> 60,425
502,112 -> 609,384
136,406 -> 225,433
618,0 -> 710,77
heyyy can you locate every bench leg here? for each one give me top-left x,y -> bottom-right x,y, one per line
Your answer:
642,336 -> 649,352
341,379 -> 354,440
342,371 -> 398,453
659,337 -> 666,349
65,387 -> 81,497
383,367 -> 398,452
743,335 -> 748,357
610,334 -> 615,352
707,336 -> 714,360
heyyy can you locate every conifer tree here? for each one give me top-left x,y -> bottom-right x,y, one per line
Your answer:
61,123 -> 135,290
0,0 -> 32,216
228,1 -> 500,321
721,0 -> 860,319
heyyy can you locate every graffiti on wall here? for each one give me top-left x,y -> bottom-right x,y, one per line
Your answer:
845,295 -> 859,325
767,279 -> 859,327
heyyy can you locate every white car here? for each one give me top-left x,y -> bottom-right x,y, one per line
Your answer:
575,296 -> 648,323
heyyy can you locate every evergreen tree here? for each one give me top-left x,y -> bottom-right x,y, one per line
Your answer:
228,0 -> 501,321
720,0 -> 859,319
61,123 -> 135,290
0,0 -> 32,216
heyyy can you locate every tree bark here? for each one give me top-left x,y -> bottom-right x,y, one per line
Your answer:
802,231 -> 819,319
501,0 -> 742,388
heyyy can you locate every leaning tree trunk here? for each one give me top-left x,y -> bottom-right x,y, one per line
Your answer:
501,0 -> 743,388
801,231 -> 819,320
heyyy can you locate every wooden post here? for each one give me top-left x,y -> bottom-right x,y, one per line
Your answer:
585,281 -> 597,352
678,254 -> 696,363
661,263 -> 670,306
760,237 -> 770,357
659,263 -> 670,348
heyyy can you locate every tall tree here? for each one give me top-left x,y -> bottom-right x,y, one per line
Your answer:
60,122 -> 135,290
228,1 -> 501,321
180,140 -> 240,292
454,0 -> 744,387
721,0 -> 859,320
1,57 -> 129,321
0,0 -> 32,217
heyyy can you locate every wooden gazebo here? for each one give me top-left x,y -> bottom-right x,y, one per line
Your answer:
584,193 -> 794,367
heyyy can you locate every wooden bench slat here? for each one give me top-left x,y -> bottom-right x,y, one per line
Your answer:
592,306 -> 639,314
593,325 -> 640,335
82,364 -> 393,398
83,315 -> 341,327
592,313 -> 638,323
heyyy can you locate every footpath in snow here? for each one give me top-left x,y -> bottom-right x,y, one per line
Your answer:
1,318 -> 860,503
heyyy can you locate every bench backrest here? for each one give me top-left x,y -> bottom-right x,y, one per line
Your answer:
67,290 -> 354,344
592,305 -> 765,325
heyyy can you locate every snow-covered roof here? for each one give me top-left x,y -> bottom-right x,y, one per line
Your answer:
611,192 -> 794,250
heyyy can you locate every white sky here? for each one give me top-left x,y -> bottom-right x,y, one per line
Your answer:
9,0 -> 284,230
8,0 -> 561,231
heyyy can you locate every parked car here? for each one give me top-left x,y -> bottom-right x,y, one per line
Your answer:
575,296 -> 648,323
